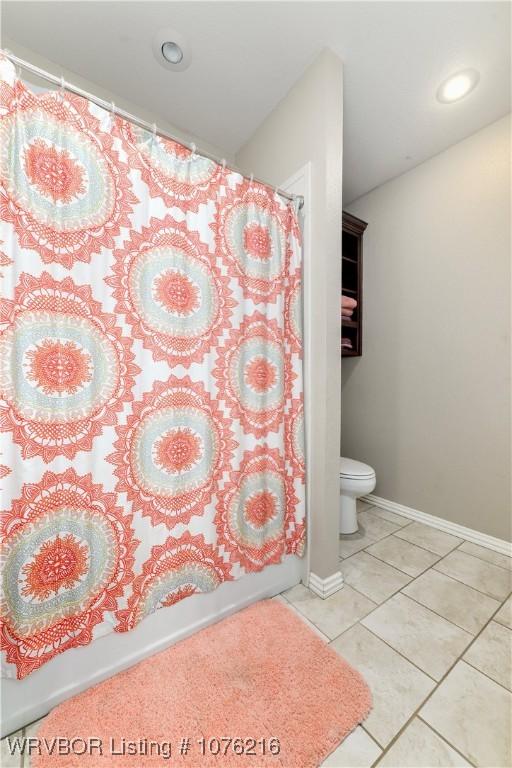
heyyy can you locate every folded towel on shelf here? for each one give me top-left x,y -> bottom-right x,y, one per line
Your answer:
341,308 -> 354,318
341,295 -> 357,310
341,337 -> 353,349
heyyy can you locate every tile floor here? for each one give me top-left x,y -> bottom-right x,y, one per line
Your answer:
2,501 -> 511,768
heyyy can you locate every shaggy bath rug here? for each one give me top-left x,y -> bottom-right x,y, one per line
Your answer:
32,599 -> 371,767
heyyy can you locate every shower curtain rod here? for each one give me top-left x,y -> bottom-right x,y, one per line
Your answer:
3,51 -> 304,210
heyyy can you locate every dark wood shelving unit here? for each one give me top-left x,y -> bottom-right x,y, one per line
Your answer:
342,211 -> 367,357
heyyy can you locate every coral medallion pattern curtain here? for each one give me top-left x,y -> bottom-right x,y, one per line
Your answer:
0,55 -> 305,679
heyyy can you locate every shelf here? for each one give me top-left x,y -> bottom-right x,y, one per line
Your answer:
341,210 -> 367,358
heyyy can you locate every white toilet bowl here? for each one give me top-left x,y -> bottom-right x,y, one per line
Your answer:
339,457 -> 376,534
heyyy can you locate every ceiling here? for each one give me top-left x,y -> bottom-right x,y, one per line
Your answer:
2,1 -> 510,202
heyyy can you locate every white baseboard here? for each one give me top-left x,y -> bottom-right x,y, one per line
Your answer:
363,494 -> 512,558
308,570 -> 344,599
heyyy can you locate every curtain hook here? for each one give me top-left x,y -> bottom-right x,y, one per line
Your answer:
59,75 -> 65,102
249,173 -> 254,189
221,158 -> 226,172
151,122 -> 157,146
190,142 -> 197,159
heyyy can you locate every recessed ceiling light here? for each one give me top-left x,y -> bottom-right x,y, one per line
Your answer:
152,28 -> 190,71
161,41 -> 183,65
437,69 -> 480,104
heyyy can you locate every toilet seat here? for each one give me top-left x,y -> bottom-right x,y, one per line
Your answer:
340,457 -> 375,480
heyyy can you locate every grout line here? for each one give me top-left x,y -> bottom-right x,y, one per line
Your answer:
367,587 -> 512,767
359,723 -> 380,744
284,602 -> 331,643
341,550 -> 414,598
337,578 -> 404,612
349,517 -> 512,604
392,532 -> 462,559
362,546 -> 441,579
282,570 -> 499,766
338,528 -> 391,560
460,656 -> 512,695
415,716 -> 478,768
399,586 -> 499,636
431,561 -> 512,602
340,504 -> 411,545
318,531 -> 510,650
452,541 -> 512,573
354,622 -> 439,683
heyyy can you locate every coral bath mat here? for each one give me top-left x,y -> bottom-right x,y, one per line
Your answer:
32,599 -> 371,767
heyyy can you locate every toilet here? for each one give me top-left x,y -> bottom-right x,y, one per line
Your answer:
339,457 -> 376,534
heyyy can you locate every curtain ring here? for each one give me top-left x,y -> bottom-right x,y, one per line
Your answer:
59,75 -> 65,102
190,142 -> 197,158
151,122 -> 157,146
249,173 -> 254,188
221,158 -> 226,172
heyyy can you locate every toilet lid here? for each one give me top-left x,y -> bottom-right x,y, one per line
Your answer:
340,457 -> 375,479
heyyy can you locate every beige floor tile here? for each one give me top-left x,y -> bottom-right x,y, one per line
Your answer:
495,596 -> 512,629
285,583 -> 376,640
23,718 -> 46,768
1,730 -> 23,768
366,536 -> 440,577
434,550 -> 512,601
394,522 -> 462,555
402,568 -> 500,635
24,717 -> 45,737
339,506 -> 404,559
377,718 -> 470,767
357,499 -> 374,513
421,661 -> 512,767
321,726 -> 382,767
463,621 -> 512,690
331,624 -> 435,747
362,593 -> 472,681
276,590 -> 329,642
366,506 -> 411,528
458,541 -> 512,571
358,509 -> 402,540
341,552 -> 411,604
339,529 -> 379,559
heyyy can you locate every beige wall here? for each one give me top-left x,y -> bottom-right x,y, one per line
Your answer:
237,49 -> 343,579
1,38 -> 232,160
343,114 -> 511,541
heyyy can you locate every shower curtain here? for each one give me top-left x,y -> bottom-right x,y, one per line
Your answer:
0,54 -> 305,680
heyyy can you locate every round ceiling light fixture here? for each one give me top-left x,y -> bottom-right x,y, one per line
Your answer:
152,28 -> 190,71
436,69 -> 480,104
161,41 -> 183,65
